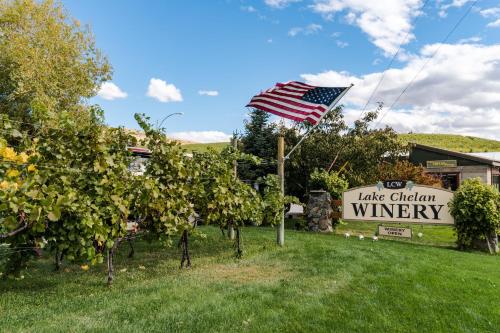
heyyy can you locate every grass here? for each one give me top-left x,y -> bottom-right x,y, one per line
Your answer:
182,142 -> 229,153
1,226 -> 499,333
399,133 -> 500,152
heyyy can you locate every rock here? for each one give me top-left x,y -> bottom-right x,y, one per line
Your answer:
307,190 -> 333,233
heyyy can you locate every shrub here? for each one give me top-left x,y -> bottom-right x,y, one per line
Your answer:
377,160 -> 442,187
448,178 -> 500,254
309,169 -> 348,199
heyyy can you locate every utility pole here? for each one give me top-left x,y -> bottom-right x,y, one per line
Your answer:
228,136 -> 237,240
277,135 -> 285,246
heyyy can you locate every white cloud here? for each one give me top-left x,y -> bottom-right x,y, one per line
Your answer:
169,131 -> 231,143
265,0 -> 301,9
438,0 -> 474,17
310,0 -> 423,56
342,105 -> 500,140
97,82 -> 127,100
267,38 -> 274,43
301,43 -> 500,139
479,6 -> 500,17
487,19 -> 500,28
477,6 -> 500,27
241,5 -> 257,12
146,78 -> 183,103
336,40 -> 349,48
457,36 -> 481,44
288,23 -> 322,36
198,90 -> 219,96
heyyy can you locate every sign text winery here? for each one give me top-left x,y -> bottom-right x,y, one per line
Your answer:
342,181 -> 454,224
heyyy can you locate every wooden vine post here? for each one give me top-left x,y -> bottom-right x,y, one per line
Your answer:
228,137 -> 237,240
277,135 -> 285,246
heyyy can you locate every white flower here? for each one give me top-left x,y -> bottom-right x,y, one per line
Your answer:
358,235 -> 364,240
417,232 -> 423,238
344,233 -> 350,238
372,236 -> 378,241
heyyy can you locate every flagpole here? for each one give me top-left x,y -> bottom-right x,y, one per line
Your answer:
284,83 -> 353,160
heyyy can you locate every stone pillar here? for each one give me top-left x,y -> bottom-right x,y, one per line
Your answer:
307,190 -> 333,233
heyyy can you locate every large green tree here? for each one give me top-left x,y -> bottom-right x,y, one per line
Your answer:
238,109 -> 277,182
0,0 -> 111,123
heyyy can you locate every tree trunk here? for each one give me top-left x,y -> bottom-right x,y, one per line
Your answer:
485,232 -> 499,255
127,238 -> 135,258
107,238 -> 122,286
180,230 -> 191,269
54,250 -> 63,271
235,227 -> 242,258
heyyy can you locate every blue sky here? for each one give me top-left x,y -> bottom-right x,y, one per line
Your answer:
64,0 -> 500,142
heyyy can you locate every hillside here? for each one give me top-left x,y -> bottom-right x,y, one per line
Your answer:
125,129 -> 196,145
399,133 -> 500,152
183,142 -> 230,152
180,134 -> 500,154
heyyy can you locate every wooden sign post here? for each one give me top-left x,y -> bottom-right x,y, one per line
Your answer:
277,135 -> 285,246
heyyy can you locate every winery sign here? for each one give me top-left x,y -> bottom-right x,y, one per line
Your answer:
342,181 -> 454,225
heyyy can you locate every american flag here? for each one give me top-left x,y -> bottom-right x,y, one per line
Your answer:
246,81 -> 348,125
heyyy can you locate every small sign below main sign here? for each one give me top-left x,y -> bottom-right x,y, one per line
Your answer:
378,226 -> 412,238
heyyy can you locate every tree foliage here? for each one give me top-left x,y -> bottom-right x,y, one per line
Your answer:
192,146 -> 263,257
239,109 -> 277,181
449,178 -> 500,254
134,114 -> 196,240
0,107 -> 136,275
0,0 -> 111,120
377,160 -> 442,187
309,169 -> 348,200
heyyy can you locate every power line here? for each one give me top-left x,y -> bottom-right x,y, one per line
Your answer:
374,0 -> 478,128
326,0 -> 431,172
358,0 -> 431,121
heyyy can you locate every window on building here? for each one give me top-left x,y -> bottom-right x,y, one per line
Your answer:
429,173 -> 459,191
493,175 -> 500,191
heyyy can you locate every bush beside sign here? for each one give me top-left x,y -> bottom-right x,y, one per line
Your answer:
342,183 -> 454,225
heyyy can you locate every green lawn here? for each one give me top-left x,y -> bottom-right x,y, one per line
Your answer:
1,226 -> 499,333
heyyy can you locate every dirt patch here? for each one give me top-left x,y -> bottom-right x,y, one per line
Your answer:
190,262 -> 292,284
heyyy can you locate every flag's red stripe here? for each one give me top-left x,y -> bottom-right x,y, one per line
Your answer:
247,103 -> 305,122
259,93 -> 327,113
249,97 -> 323,120
273,89 -> 303,98
247,101 -> 312,120
290,81 -> 314,88
251,97 -> 324,120
277,81 -> 314,89
268,90 -> 318,102
288,81 -> 314,90
279,86 -> 309,94
305,116 -> 318,125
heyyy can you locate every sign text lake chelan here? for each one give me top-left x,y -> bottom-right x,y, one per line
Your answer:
342,182 -> 454,225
